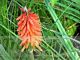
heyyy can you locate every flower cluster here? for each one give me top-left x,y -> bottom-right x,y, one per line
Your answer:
16,7 -> 42,52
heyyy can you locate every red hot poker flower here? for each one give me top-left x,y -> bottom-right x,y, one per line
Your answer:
16,7 -> 42,52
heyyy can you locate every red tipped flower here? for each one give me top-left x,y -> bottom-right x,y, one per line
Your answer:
16,7 -> 42,52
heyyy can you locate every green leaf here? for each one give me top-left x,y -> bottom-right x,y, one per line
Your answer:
0,44 -> 13,60
45,0 -> 80,60
72,0 -> 80,5
50,0 -> 58,6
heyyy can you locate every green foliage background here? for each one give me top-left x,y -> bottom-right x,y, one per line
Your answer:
0,0 -> 80,60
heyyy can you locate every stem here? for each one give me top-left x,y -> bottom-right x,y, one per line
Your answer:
29,49 -> 34,60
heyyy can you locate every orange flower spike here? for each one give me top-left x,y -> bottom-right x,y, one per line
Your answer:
16,6 -> 42,52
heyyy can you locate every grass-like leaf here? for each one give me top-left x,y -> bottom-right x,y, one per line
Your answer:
0,44 -> 13,60
45,0 -> 80,60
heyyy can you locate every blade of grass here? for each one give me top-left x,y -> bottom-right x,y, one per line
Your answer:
57,2 -> 80,15
0,24 -> 19,39
0,44 -> 13,60
45,0 -> 80,60
54,8 -> 80,23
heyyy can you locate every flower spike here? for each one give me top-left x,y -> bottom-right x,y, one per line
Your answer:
16,6 -> 42,52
